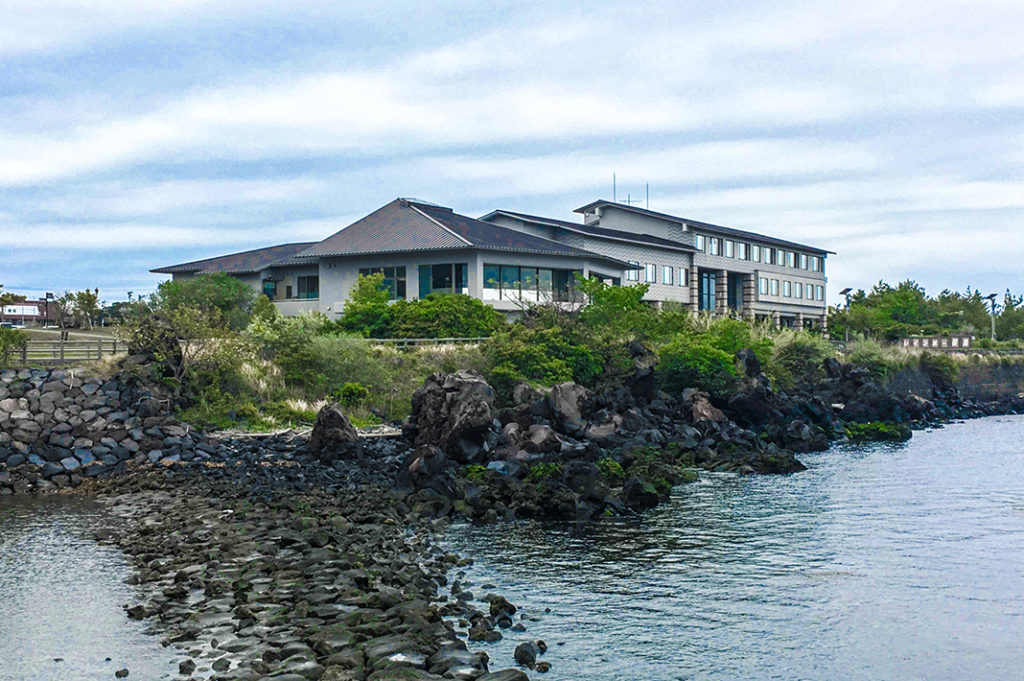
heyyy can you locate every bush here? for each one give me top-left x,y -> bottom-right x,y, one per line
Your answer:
596,457 -> 625,482
154,272 -> 257,330
389,294 -> 505,339
483,325 -> 602,401
657,338 -> 737,396
337,273 -> 392,338
526,462 -> 562,483
918,352 -> 961,388
0,327 -> 27,364
846,339 -> 900,381
334,381 -> 370,406
770,329 -> 838,389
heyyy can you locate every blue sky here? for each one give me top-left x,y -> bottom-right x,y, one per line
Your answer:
2,0 -> 1022,304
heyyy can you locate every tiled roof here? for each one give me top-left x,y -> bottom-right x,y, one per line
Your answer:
151,242 -> 316,275
299,199 -> 630,266
481,209 -> 696,253
573,200 -> 834,255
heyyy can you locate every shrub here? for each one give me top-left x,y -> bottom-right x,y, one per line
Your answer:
918,352 -> 961,388
153,272 -> 257,330
389,294 -> 505,339
770,329 -> 838,389
334,381 -> 370,406
596,457 -> 625,482
337,273 -> 392,338
846,339 -> 900,381
526,462 -> 562,483
657,338 -> 737,396
0,327 -> 27,364
484,325 -> 601,401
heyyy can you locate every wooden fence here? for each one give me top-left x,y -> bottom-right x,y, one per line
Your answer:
11,339 -> 125,365
365,337 -> 489,348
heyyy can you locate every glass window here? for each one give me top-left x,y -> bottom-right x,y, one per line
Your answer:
817,285 -> 825,301
627,261 -> 639,281
297,275 -> 319,299
520,267 -> 538,291
432,264 -> 452,291
695,234 -> 706,251
795,282 -> 803,299
678,267 -> 688,287
783,280 -> 792,297
787,251 -> 796,268
810,256 -> 818,272
759,277 -> 768,295
751,245 -> 760,262
699,271 -> 716,310
645,263 -> 657,283
724,240 -> 734,258
764,248 -> 774,265
500,265 -> 519,293
538,269 -> 553,294
737,243 -> 747,260
662,265 -> 673,285
483,265 -> 499,289
262,280 -> 277,300
799,254 -> 808,269
770,279 -> 779,296
709,238 -> 720,256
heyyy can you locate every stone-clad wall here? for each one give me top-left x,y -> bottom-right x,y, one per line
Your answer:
887,360 -> 1024,401
0,367 -> 215,493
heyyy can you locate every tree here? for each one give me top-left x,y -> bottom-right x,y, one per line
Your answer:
337,273 -> 393,338
0,283 -> 25,310
389,294 -> 505,338
153,273 -> 257,330
73,289 -> 100,329
51,291 -> 76,332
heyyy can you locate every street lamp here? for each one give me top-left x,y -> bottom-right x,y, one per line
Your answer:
984,293 -> 997,341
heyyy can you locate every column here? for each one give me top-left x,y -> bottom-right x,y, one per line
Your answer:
772,310 -> 781,328
688,266 -> 699,313
742,273 -> 757,320
715,270 -> 728,315
795,312 -> 805,329
819,313 -> 828,333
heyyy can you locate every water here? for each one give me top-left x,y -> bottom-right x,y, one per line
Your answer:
0,496 -> 176,681
444,415 -> 1024,681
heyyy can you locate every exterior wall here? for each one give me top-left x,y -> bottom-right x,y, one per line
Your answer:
579,237 -> 691,304
584,205 -> 678,240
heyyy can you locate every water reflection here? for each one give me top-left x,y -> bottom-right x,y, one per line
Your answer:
0,496 -> 175,681
444,416 -> 1024,681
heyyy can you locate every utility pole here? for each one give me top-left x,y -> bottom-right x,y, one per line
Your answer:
985,293 -> 997,341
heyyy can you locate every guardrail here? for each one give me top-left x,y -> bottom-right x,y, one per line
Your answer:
11,339 -> 125,365
365,337 -> 489,348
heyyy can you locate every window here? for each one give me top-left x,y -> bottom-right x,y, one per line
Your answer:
709,238 -> 720,256
795,282 -> 803,299
765,248 -> 775,265
816,285 -> 825,301
627,261 -> 640,281
799,254 -> 808,269
770,279 -> 779,296
679,267 -> 688,287
751,245 -> 761,262
662,265 -> 673,285
485,264 -> 578,301
359,266 -> 407,299
699,271 -> 716,310
296,275 -> 319,299
810,256 -> 819,272
786,251 -> 796,268
645,263 -> 657,283
417,263 -> 467,298
737,243 -> 747,260
695,234 -> 706,251
262,280 -> 277,300
759,277 -> 769,295
783,281 -> 792,297
724,240 -> 734,258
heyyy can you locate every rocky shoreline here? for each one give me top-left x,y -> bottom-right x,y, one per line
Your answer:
4,354 -> 1024,680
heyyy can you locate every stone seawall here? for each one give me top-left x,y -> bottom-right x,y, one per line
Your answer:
886,360 -> 1024,401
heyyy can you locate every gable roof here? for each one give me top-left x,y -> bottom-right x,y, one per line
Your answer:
480,209 -> 697,254
298,198 -> 631,266
574,199 -> 834,255
151,242 -> 316,275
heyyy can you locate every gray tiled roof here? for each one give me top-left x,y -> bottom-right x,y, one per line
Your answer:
151,242 -> 316,275
481,209 -> 697,253
574,200 -> 834,255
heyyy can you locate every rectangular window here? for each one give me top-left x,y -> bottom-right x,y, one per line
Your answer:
816,285 -> 825,301
663,265 -> 673,285
627,261 -> 640,281
770,279 -> 779,296
724,240 -> 734,258
800,254 -> 808,269
359,266 -> 408,299
759,277 -> 768,295
645,263 -> 657,283
262,280 -> 277,300
709,238 -> 720,256
296,275 -> 319,299
795,282 -> 803,299
679,267 -> 688,287
751,245 -> 760,262
783,281 -> 792,297
810,256 -> 819,272
737,243 -> 747,260
765,248 -> 774,265
695,234 -> 706,251
786,251 -> 796,268
699,271 -> 717,311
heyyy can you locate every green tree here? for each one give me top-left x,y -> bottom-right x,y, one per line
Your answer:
73,289 -> 100,329
154,273 -> 257,330
337,273 -> 393,338
0,283 -> 25,310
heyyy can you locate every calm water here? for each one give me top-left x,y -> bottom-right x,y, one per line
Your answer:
0,496 -> 176,681
444,415 -> 1024,681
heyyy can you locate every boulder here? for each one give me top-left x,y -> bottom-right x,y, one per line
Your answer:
308,404 -> 361,461
691,392 -> 727,423
405,372 -> 497,463
546,382 -> 589,435
622,477 -> 660,510
394,445 -> 452,495
735,348 -> 762,378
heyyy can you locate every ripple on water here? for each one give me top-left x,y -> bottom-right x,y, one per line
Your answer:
0,496 -> 176,681
442,415 -> 1024,681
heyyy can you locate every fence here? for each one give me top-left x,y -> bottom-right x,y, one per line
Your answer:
12,339 -> 125,365
365,337 -> 489,348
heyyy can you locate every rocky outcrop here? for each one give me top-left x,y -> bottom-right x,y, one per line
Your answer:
404,371 -> 500,464
307,403 -> 360,462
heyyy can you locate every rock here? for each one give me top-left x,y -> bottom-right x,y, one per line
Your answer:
308,404 -> 361,462
622,477 -> 660,510
691,392 -> 726,423
405,372 -> 497,463
478,670 -> 530,681
513,641 -> 539,668
523,425 -> 561,454
394,445 -> 451,495
178,659 -> 196,675
114,669 -> 129,678
735,348 -> 762,378
547,382 -> 589,435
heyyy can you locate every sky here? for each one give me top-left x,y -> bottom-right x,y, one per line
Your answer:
2,0 -> 1022,305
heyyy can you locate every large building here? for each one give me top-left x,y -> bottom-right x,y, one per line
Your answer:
153,197 -> 832,327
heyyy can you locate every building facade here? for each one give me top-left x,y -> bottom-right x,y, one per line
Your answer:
153,197 -> 833,327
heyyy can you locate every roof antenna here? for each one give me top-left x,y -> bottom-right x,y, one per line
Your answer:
613,173 -> 616,202
622,193 -> 642,206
